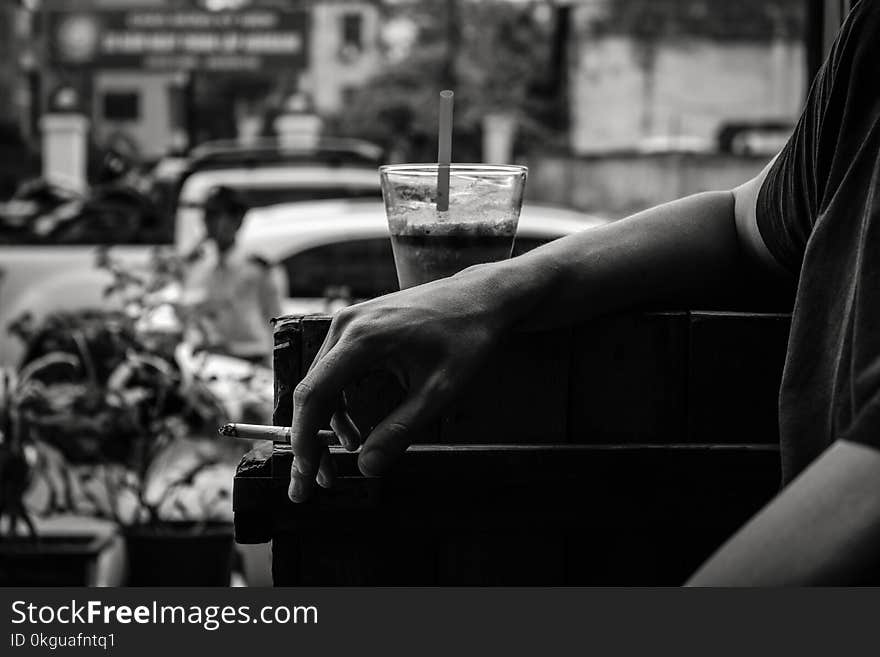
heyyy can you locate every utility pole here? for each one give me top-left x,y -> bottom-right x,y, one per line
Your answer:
548,2 -> 571,133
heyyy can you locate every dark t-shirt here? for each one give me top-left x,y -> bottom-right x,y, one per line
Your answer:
757,0 -> 880,483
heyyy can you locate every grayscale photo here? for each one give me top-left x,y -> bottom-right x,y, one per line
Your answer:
1,0 -> 876,598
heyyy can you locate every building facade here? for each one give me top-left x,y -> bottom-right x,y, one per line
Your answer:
41,0 -> 382,160
568,0 -> 806,154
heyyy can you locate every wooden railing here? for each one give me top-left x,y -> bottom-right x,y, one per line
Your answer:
234,312 -> 790,585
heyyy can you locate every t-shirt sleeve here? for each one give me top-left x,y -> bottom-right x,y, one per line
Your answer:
815,1 -> 880,452
841,391 -> 880,450
755,0 -> 872,275
755,1 -> 880,456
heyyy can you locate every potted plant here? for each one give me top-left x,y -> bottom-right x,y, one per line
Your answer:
8,247 -> 272,585
0,366 -> 114,586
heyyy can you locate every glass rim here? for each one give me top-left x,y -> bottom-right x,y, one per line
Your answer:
379,163 -> 528,175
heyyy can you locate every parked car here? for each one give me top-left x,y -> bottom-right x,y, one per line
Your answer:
236,199 -> 610,316
0,139 -> 385,366
148,137 -> 384,250
171,138 -> 383,255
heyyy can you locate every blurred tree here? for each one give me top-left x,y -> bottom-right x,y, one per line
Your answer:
329,0 -> 566,163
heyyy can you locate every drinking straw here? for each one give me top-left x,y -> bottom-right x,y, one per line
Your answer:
437,90 -> 454,212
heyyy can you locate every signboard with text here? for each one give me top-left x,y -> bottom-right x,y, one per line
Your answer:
48,8 -> 309,72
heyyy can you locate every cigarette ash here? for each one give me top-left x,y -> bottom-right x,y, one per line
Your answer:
218,423 -> 239,438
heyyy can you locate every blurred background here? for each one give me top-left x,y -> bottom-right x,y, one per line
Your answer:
0,0 -> 838,586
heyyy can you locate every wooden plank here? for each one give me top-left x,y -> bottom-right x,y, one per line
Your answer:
239,444 -> 780,513
270,535 -> 301,584
289,533 -> 437,585
271,316 -> 302,427
299,316 -> 330,377
277,312 -> 789,446
687,312 -> 790,444
232,444 -> 782,584
436,532 -> 566,585
438,328 -> 572,443
568,313 -> 688,443
294,316 -> 335,434
232,442 -> 274,544
281,316 -> 572,443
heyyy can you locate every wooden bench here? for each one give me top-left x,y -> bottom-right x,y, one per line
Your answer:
234,311 -> 790,585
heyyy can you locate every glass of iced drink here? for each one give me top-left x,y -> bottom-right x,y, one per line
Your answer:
379,164 -> 528,289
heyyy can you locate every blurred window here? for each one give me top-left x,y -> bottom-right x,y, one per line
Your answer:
177,167 -> 381,208
231,186 -> 380,208
342,13 -> 363,50
102,92 -> 140,122
283,237 -> 398,299
178,184 -> 380,211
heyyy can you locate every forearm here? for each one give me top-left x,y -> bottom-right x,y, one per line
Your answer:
468,191 -> 747,331
687,440 -> 880,586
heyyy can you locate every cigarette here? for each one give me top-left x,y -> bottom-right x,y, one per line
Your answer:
218,423 -> 339,445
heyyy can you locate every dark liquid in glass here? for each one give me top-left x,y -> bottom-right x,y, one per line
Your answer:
390,233 -> 515,288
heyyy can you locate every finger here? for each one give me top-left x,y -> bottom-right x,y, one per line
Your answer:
358,375 -> 452,476
307,331 -> 336,374
316,449 -> 337,489
289,453 -> 314,502
330,395 -> 361,451
306,308 -> 352,374
289,341 -> 368,502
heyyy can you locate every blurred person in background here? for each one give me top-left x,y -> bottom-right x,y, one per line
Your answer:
183,186 -> 282,363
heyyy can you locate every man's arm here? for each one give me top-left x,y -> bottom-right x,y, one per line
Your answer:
687,439 -> 880,585
257,264 -> 283,323
507,191 -> 741,331
468,152 -> 789,335
287,163 -> 782,500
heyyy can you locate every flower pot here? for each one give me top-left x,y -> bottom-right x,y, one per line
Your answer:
0,533 -> 112,585
123,521 -> 234,586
